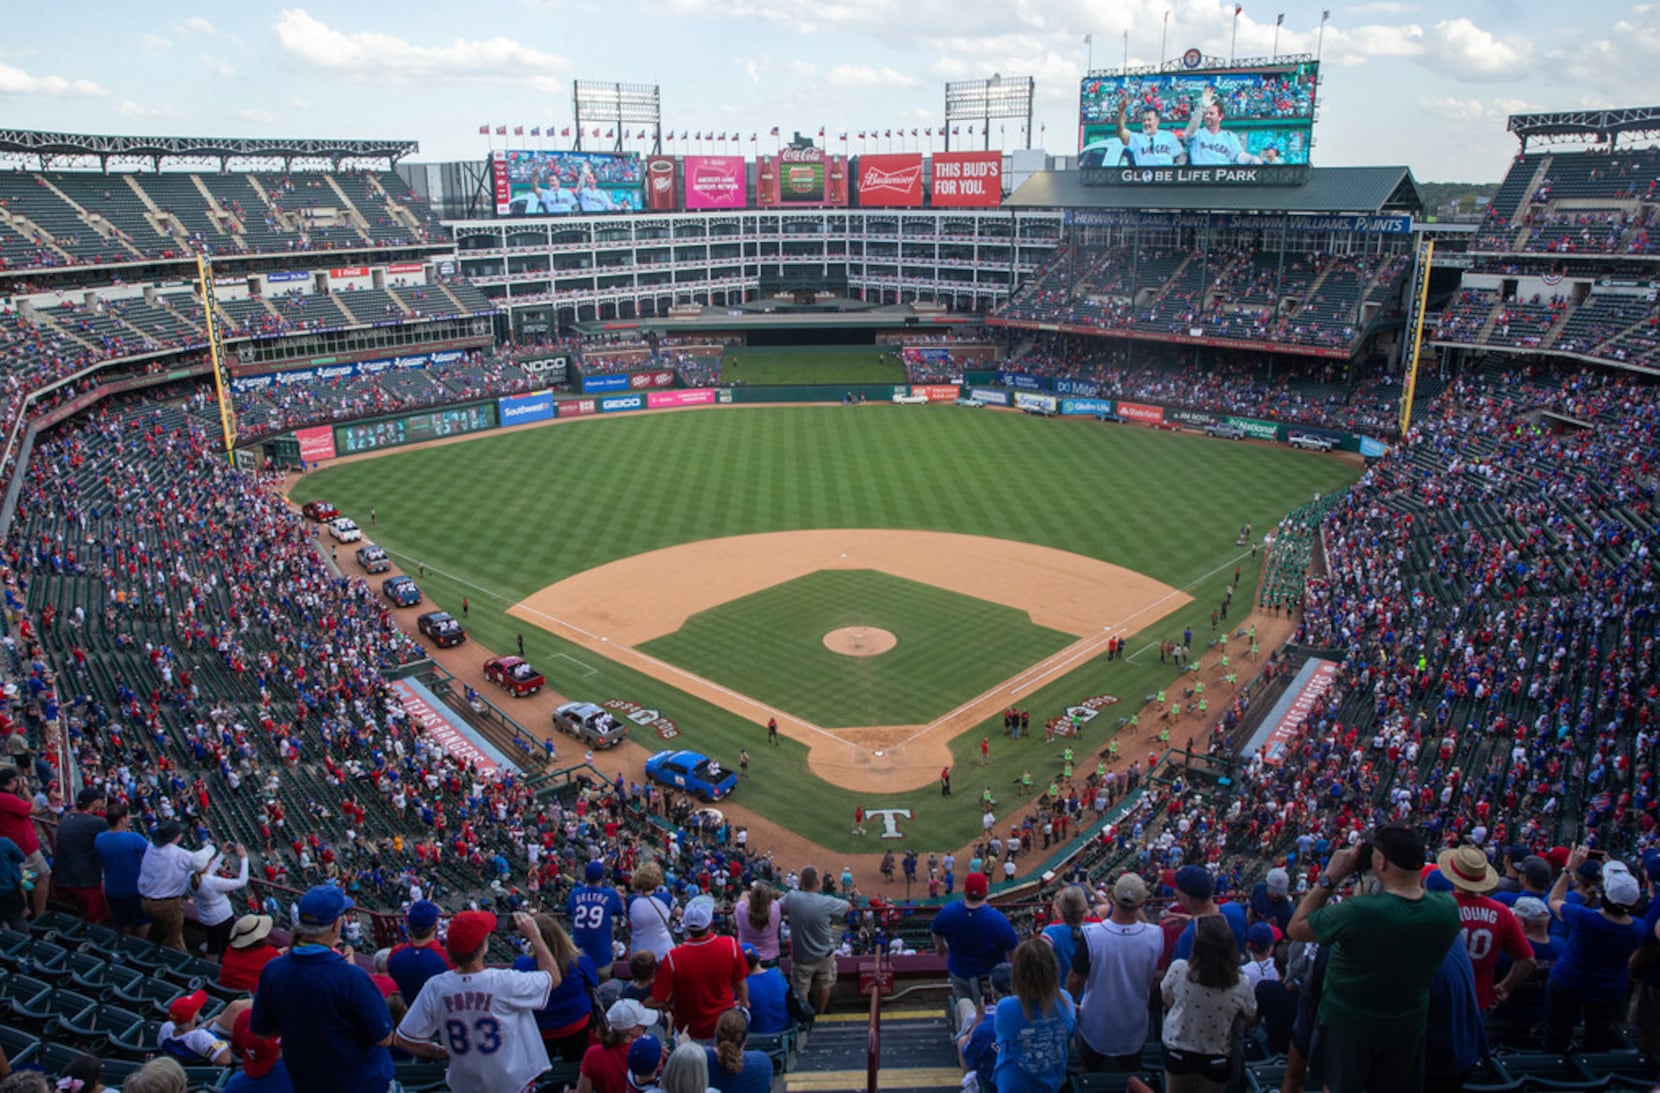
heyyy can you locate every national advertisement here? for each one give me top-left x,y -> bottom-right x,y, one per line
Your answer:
492,148 -> 645,216
1223,415 -> 1280,440
498,390 -> 556,427
329,266 -> 370,279
582,373 -> 630,394
626,370 -> 676,390
647,389 -> 717,409
994,370 -> 1046,391
1053,378 -> 1101,397
265,270 -> 308,284
914,385 -> 960,402
293,425 -> 336,462
683,156 -> 747,210
856,153 -> 923,207
644,155 -> 679,211
1061,398 -> 1115,416
387,262 -> 425,275
599,393 -> 645,413
756,147 -> 848,207
1115,401 -> 1164,424
558,397 -> 598,418
930,151 -> 1002,207
969,387 -> 1009,405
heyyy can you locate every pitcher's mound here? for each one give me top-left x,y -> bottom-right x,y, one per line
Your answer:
823,627 -> 897,657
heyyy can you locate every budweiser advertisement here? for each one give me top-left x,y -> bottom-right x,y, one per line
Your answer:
683,156 -> 747,209
644,156 -> 679,211
756,147 -> 848,207
856,153 -> 923,207
931,151 -> 1003,207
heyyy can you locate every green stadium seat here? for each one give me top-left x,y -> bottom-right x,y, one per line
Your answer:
0,1025 -> 41,1070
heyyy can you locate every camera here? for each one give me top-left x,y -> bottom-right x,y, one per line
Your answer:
1353,839 -> 1375,874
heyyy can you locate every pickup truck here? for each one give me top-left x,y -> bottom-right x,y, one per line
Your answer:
1204,423 -> 1245,440
553,702 -> 628,749
1289,433 -> 1337,452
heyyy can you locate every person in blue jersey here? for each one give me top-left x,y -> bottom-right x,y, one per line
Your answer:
1115,99 -> 1187,166
995,937 -> 1077,1093
386,900 -> 452,1003
1171,866 -> 1248,959
515,912 -> 599,1063
570,859 -> 626,980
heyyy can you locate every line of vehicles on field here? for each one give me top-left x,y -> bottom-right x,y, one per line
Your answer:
299,496 -> 740,803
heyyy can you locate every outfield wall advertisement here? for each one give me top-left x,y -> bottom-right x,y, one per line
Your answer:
648,389 -> 717,408
930,151 -> 1003,207
492,149 -> 644,216
1061,398 -> 1115,416
498,390 -> 556,427
581,370 -> 676,394
294,425 -> 337,462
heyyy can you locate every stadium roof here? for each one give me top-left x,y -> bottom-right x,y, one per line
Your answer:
1006,166 -> 1423,216
0,128 -> 419,170
1507,107 -> 1660,149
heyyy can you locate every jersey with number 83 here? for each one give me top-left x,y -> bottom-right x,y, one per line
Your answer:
398,966 -> 554,1093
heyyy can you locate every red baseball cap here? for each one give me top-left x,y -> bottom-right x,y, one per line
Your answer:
168,989 -> 208,1024
1546,847 -> 1571,869
964,872 -> 989,898
233,1008 -> 282,1080
446,910 -> 497,958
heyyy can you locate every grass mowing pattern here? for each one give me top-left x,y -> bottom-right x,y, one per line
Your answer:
306,405 -> 1361,852
639,570 -> 1075,727
721,345 -> 906,385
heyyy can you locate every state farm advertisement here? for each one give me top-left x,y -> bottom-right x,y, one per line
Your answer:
684,156 -> 747,209
1115,401 -> 1165,424
931,151 -> 1003,207
757,147 -> 848,207
856,153 -> 923,207
645,155 -> 679,211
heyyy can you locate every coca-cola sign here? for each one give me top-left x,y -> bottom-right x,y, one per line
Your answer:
756,149 -> 847,207
856,153 -> 923,207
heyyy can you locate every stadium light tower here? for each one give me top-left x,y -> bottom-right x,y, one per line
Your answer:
943,75 -> 1035,151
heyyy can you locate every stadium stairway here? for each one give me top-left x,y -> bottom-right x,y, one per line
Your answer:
786,1008 -> 963,1093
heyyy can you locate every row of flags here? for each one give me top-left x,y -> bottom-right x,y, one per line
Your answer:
477,125 -> 1014,140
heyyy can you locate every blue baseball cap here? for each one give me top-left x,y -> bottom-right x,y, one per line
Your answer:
585,860 -> 607,882
406,900 -> 440,932
1246,922 -> 1276,951
1643,850 -> 1660,881
298,884 -> 353,927
627,1035 -> 664,1077
741,943 -> 759,962
1174,865 -> 1214,900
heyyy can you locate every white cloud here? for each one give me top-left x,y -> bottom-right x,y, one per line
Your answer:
0,61 -> 106,97
825,64 -> 917,89
114,99 -> 179,119
743,60 -> 761,84
237,107 -> 279,124
201,56 -> 237,80
139,34 -> 172,56
1415,95 -> 1532,123
1351,1 -> 1417,13
271,8 -> 570,86
1418,17 -> 1534,80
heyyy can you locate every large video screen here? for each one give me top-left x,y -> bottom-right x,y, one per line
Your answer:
1078,62 -> 1317,185
492,149 -> 644,216
756,148 -> 848,208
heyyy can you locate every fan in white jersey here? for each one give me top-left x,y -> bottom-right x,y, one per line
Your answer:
1183,88 -> 1265,166
395,909 -> 564,1093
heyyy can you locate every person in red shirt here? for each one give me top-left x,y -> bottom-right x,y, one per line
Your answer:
648,896 -> 749,1039
0,768 -> 48,920
1435,845 -> 1536,1009
220,914 -> 282,993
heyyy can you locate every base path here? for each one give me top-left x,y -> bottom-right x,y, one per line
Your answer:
509,530 -> 1190,793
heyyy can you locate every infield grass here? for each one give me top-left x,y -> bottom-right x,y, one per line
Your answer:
639,569 -> 1075,727
305,404 -> 1360,854
721,345 -> 906,385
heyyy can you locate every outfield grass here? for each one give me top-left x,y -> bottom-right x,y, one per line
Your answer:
305,405 -> 1360,852
721,345 -> 906,385
639,569 -> 1075,727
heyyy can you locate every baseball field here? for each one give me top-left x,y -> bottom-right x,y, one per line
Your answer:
302,402 -> 1360,861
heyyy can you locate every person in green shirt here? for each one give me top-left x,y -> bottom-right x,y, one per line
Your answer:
1288,825 -> 1460,1093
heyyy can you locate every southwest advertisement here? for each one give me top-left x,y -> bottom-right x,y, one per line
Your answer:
930,151 -> 1003,207
498,390 -> 556,428
492,149 -> 644,216
683,156 -> 748,210
856,153 -> 923,207
1078,61 -> 1317,185
756,147 -> 848,207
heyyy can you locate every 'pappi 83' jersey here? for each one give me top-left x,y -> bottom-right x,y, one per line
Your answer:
399,967 -> 553,1093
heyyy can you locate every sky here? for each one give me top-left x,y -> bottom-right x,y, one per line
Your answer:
3,2 -> 1658,182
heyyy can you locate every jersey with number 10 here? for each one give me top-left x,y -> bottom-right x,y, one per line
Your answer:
568,883 -> 626,972
399,966 -> 553,1093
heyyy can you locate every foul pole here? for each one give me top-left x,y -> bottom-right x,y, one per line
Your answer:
195,254 -> 238,462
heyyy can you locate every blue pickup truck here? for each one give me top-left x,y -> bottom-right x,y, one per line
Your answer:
644,750 -> 739,801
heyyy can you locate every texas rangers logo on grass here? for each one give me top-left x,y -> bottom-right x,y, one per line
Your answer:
603,699 -> 680,739
864,807 -> 913,839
